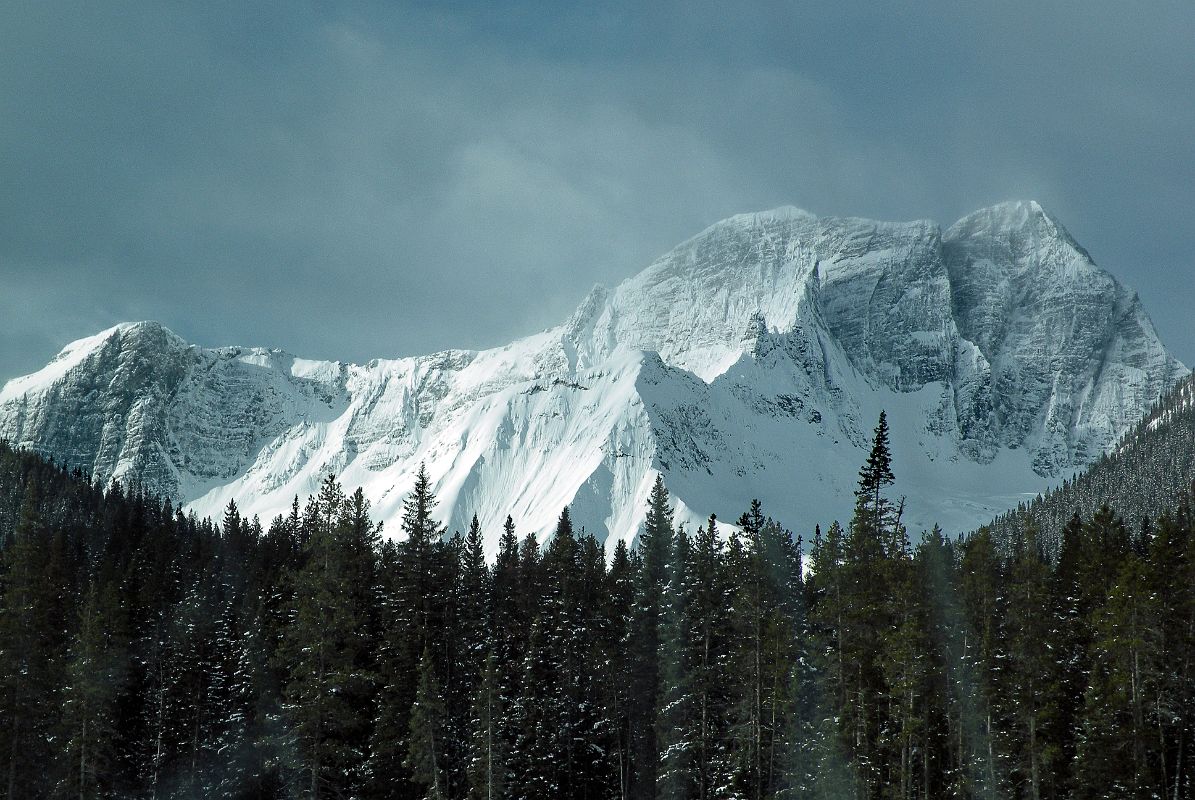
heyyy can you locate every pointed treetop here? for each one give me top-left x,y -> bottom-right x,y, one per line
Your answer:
857,410 -> 895,497
402,462 -> 445,546
466,513 -> 484,551
738,498 -> 765,538
555,506 -> 574,540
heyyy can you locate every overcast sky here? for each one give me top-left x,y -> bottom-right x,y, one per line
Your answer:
2,1 -> 1192,383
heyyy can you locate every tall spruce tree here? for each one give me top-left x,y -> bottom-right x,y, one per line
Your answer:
854,411 -> 898,548
59,581 -> 127,800
878,520 -> 931,800
1044,510 -> 1090,798
540,508 -> 582,797
1004,520 -> 1054,800
605,537 -> 638,800
370,465 -> 450,799
629,475 -> 675,799
840,412 -> 901,800
657,525 -> 697,800
726,502 -> 802,800
659,515 -> 736,800
959,528 -> 1010,798
466,649 -> 506,800
447,514 -> 491,797
508,616 -> 563,800
407,647 -> 448,800
490,515 -> 524,796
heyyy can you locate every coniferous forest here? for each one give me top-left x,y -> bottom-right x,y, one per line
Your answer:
2,412 -> 1195,800
989,373 -> 1195,555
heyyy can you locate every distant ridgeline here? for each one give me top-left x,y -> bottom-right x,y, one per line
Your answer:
987,371 -> 1195,553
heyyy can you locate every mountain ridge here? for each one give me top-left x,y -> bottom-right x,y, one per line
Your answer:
1,202 -> 1185,552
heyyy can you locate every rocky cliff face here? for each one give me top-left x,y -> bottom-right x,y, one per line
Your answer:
1,202 -> 1185,551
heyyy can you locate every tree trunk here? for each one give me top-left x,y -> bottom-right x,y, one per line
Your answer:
768,670 -> 779,793
486,690 -> 494,800
311,638 -> 325,800
701,624 -> 710,800
754,595 -> 762,800
986,710 -> 996,794
7,715 -> 19,800
1028,713 -> 1039,800
79,714 -> 87,800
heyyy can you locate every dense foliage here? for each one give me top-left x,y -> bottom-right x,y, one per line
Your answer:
2,408 -> 1194,799
989,372 -> 1195,554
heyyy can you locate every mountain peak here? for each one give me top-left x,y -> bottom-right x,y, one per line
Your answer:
88,320 -> 183,342
673,206 -> 819,248
947,200 -> 1092,263
0,321 -> 184,404
954,199 -> 1050,226
715,205 -> 817,229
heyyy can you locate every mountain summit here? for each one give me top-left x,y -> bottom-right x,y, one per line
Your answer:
1,204 -> 1185,550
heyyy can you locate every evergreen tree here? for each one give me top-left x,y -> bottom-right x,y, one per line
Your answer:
513,507 -> 612,798
726,502 -> 803,800
854,411 -> 899,549
203,598 -> 256,798
878,523 -> 931,800
958,528 -> 1010,798
518,531 -> 545,628
371,465 -> 448,798
366,539 -> 411,800
447,514 -> 491,797
658,516 -> 736,799
838,412 -> 902,800
59,581 -> 127,800
400,464 -> 447,642
407,647 -> 448,800
465,649 -> 506,800
6,408 -> 1195,800
1004,521 -> 1054,800
657,525 -> 697,800
629,475 -> 675,800
808,522 -> 847,717
917,527 -> 982,799
605,537 -> 638,800
490,515 -> 525,796
1043,510 -> 1091,798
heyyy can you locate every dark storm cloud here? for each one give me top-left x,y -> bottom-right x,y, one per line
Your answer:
2,0 -> 1192,381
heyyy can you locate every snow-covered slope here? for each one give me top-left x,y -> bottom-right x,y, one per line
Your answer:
1,202 -> 1185,552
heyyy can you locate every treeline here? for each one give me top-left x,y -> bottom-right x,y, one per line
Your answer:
989,372 -> 1195,554
1,412 -> 1195,800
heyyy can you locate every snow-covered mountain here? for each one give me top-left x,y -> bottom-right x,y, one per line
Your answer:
1,202 -> 1185,552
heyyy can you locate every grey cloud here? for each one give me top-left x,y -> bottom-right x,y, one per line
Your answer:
1,0 -> 1191,382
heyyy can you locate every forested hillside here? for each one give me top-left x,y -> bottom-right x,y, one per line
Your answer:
989,373 -> 1195,553
2,411 -> 1194,800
